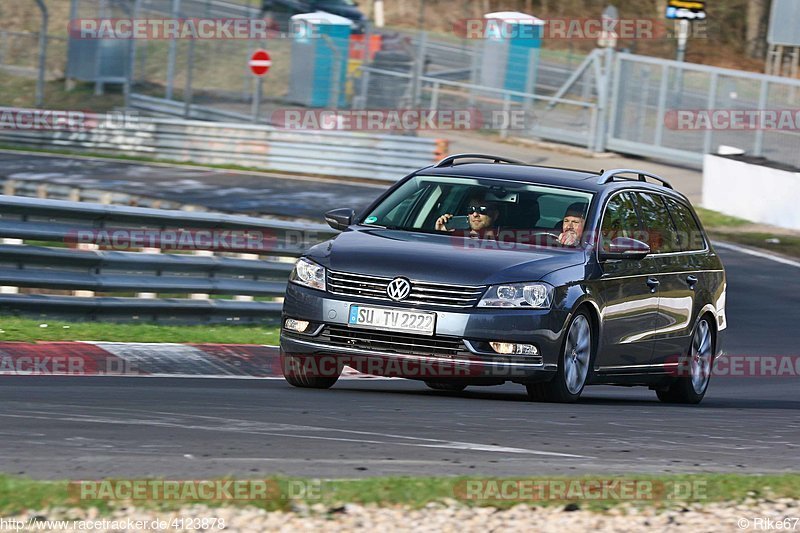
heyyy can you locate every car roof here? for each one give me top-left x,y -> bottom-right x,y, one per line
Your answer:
416,160 -> 692,203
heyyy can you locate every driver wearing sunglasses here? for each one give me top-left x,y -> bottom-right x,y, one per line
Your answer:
435,196 -> 500,237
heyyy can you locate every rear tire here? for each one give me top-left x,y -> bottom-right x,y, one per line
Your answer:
527,311 -> 593,403
281,354 -> 341,389
656,317 -> 713,405
425,381 -> 467,392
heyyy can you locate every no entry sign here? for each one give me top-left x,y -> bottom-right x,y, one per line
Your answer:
249,49 -> 272,76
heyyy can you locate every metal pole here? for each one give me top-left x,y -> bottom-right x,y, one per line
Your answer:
753,79 -> 768,157
653,63 -> 669,147
65,0 -> 79,90
429,81 -> 440,112
592,47 -> 614,153
184,37 -> 195,118
34,0 -> 48,108
673,19 -> 690,108
165,0 -> 180,100
411,31 -> 427,107
500,93 -> 511,139
95,0 -> 109,95
702,71 -> 719,155
251,77 -> 263,122
125,0 -> 141,109
676,19 -> 689,62
468,39 -> 480,107
790,47 -> 799,105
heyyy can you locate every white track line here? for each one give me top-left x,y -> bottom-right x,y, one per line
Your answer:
713,240 -> 800,269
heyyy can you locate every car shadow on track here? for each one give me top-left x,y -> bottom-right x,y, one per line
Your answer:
328,383 -> 800,410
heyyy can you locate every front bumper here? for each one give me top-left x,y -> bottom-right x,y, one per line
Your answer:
279,283 -> 566,383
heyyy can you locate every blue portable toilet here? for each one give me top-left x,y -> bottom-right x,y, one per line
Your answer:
288,11 -> 352,108
479,11 -> 544,98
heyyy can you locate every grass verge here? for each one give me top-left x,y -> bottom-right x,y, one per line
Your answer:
695,208 -> 800,259
1,474 -> 799,515
0,316 -> 279,344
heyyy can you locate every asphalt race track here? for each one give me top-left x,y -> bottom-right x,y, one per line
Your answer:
1,247 -> 798,479
0,152 -> 385,219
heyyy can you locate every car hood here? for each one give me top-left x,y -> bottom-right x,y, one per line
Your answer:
305,228 -> 586,285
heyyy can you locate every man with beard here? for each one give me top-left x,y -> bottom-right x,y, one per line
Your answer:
558,202 -> 587,247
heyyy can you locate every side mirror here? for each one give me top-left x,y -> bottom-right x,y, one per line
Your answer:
599,237 -> 651,261
324,208 -> 355,231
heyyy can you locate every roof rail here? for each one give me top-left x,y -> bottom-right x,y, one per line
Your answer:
434,153 -> 525,168
596,168 -> 673,189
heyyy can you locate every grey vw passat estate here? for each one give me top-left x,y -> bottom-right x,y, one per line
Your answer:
280,154 -> 727,404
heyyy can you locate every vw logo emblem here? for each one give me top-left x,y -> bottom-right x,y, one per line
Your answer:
386,277 -> 411,301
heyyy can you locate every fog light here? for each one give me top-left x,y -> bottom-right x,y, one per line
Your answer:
284,318 -> 310,333
490,342 -> 539,355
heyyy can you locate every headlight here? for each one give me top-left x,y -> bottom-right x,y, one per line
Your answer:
290,257 -> 326,291
477,282 -> 553,308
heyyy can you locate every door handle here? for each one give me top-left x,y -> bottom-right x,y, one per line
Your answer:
686,275 -> 698,288
646,277 -> 660,292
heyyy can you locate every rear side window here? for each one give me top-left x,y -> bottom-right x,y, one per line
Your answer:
663,197 -> 706,251
600,192 -> 641,251
634,193 -> 681,254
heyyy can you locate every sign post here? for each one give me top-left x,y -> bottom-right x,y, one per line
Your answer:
598,5 -> 619,49
248,49 -> 272,122
665,0 -> 706,62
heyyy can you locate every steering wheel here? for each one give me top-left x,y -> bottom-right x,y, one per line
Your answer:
529,231 -> 561,244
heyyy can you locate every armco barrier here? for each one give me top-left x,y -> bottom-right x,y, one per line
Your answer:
0,107 -> 446,181
0,195 -> 336,323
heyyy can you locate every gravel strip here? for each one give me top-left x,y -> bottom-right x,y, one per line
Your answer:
5,499 -> 798,532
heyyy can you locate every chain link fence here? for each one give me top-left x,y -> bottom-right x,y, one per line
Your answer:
3,0 -> 800,170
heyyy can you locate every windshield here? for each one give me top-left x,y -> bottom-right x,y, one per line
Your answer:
361,175 -> 594,246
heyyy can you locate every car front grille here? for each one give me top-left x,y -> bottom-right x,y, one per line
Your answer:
319,325 -> 471,359
326,270 -> 486,309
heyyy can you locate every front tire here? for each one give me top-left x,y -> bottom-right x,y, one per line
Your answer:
656,317 -> 713,404
281,353 -> 341,389
527,311 -> 593,403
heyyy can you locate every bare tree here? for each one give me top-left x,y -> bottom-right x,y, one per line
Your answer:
746,0 -> 770,58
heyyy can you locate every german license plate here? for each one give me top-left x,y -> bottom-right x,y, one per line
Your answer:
347,305 -> 436,336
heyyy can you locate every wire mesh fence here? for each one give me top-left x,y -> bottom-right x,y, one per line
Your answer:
4,0 -> 800,170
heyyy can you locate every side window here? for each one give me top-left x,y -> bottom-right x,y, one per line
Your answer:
600,192 -> 641,252
634,193 -> 681,254
663,197 -> 706,251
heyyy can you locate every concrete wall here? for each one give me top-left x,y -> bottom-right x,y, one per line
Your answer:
702,154 -> 800,231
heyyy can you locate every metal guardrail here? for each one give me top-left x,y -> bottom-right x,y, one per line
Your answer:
0,195 -> 336,323
0,109 -> 446,181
